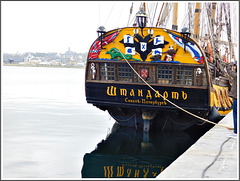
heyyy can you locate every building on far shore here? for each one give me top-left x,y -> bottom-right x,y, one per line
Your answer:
3,48 -> 87,67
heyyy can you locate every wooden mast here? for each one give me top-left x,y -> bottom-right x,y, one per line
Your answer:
187,3 -> 194,34
172,3 -> 178,30
143,2 -> 146,13
210,2 -> 217,61
210,2 -> 217,33
226,3 -> 233,61
193,2 -> 201,42
215,3 -> 223,51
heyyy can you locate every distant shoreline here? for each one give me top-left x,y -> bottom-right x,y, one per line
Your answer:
3,64 -> 86,69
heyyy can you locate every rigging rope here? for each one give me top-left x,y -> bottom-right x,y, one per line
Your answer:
146,2 -> 158,27
146,4 -> 153,27
156,3 -> 165,27
112,41 -> 231,129
152,2 -> 158,27
104,3 -> 116,26
127,3 -> 134,27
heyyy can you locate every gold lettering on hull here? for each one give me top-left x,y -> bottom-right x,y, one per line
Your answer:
172,92 -> 179,99
138,89 -> 143,97
146,90 -> 152,100
163,91 -> 168,100
120,88 -> 127,96
107,86 -> 116,96
155,91 -> 161,98
106,86 -> 188,106
130,89 -> 135,96
182,91 -> 187,100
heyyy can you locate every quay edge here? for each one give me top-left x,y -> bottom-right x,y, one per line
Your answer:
156,111 -> 238,179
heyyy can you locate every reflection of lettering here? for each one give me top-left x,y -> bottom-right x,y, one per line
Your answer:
120,89 -> 127,96
152,172 -> 157,177
134,170 -> 140,178
104,166 -> 113,178
172,92 -> 179,99
143,168 -> 149,178
103,165 -> 165,178
117,166 -> 124,177
182,91 -> 187,100
127,169 -> 131,177
161,167 -> 164,172
107,86 -> 116,96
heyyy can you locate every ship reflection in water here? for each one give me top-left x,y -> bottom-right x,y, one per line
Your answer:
81,121 -> 213,178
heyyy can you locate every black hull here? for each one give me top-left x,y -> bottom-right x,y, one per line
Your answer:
107,106 -> 218,131
86,82 -> 217,130
86,82 -> 210,111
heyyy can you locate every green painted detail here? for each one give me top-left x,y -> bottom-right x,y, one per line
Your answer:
106,48 -> 141,61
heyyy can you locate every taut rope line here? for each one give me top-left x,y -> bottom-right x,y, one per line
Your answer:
112,41 -> 230,129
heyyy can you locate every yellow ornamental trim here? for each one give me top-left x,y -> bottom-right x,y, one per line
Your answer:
96,27 -> 204,64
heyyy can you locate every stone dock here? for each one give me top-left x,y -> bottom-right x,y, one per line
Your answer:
157,111 -> 238,179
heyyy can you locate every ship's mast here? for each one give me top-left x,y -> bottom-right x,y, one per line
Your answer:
193,2 -> 201,42
215,3 -> 223,52
209,3 -> 217,61
172,3 -> 178,30
187,3 -> 194,34
223,3 -> 234,61
210,2 -> 217,33
143,2 -> 146,12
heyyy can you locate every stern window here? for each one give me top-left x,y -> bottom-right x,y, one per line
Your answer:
158,65 -> 173,84
100,63 -> 115,80
118,64 -> 132,81
177,67 -> 193,85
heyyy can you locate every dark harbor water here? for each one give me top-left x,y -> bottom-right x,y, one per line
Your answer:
2,66 -> 213,179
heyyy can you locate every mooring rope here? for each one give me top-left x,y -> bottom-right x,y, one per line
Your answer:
112,41 -> 231,129
201,137 -> 231,178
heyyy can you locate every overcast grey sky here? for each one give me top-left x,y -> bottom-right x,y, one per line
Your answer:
2,1 -> 238,55
2,1 -> 143,54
